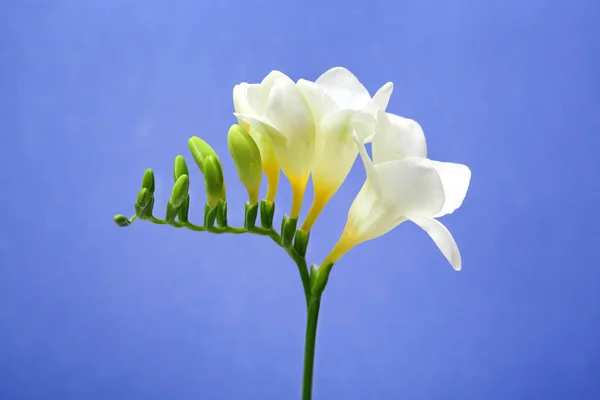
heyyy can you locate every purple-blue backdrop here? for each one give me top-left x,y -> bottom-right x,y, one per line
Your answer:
1,1 -> 599,399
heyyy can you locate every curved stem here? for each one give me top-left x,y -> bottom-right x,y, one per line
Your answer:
302,295 -> 321,400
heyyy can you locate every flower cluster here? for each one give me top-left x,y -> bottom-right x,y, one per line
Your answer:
233,67 -> 470,272
115,67 -> 470,280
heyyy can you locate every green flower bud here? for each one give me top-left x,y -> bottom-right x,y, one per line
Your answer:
135,187 -> 154,220
137,188 -> 152,208
113,214 -> 131,227
260,200 -> 275,229
203,155 -> 226,207
174,155 -> 189,181
293,228 -> 310,257
228,124 -> 262,205
281,215 -> 297,247
142,169 -> 155,193
188,136 -> 218,174
171,175 -> 190,208
244,202 -> 258,230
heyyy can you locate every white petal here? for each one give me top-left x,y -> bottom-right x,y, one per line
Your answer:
353,132 -> 380,195
375,157 -> 445,216
296,79 -> 339,121
315,67 -> 371,110
430,161 -> 471,218
233,83 -> 252,114
311,110 -> 375,191
364,82 -> 393,114
261,79 -> 316,178
234,113 -> 287,148
262,78 -> 315,143
373,110 -> 427,164
262,70 -> 289,86
233,84 -> 254,129
346,180 -> 407,243
408,217 -> 462,271
321,109 -> 375,141
246,71 -> 292,115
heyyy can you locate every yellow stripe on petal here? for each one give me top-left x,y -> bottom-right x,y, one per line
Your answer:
289,174 -> 309,219
300,187 -> 332,232
264,162 -> 280,203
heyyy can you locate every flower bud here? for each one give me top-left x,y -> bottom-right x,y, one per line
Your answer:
173,155 -> 189,181
203,155 -> 226,207
113,214 -> 131,227
188,136 -> 218,174
142,169 -> 155,193
228,124 -> 262,205
135,187 -> 154,220
171,175 -> 190,208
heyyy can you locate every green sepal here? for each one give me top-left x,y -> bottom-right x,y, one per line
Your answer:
113,214 -> 131,227
171,174 -> 190,208
244,202 -> 258,230
178,195 -> 190,223
135,188 -> 154,220
293,228 -> 310,257
204,202 -> 217,229
216,200 -> 228,228
260,200 -> 275,229
173,155 -> 189,181
310,263 -> 332,296
142,169 -> 155,193
165,200 -> 178,224
309,264 -> 318,290
281,215 -> 297,247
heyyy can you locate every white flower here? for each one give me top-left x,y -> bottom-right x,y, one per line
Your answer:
324,109 -> 471,271
234,71 -> 315,218
296,67 -> 394,231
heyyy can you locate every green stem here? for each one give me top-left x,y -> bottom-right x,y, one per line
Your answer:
302,295 -> 321,400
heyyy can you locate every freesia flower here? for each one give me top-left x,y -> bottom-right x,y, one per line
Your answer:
234,71 -> 315,218
323,109 -> 471,271
297,67 -> 394,231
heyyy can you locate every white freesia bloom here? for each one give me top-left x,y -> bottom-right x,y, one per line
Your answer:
297,67 -> 394,231
234,71 -> 315,218
324,109 -> 471,271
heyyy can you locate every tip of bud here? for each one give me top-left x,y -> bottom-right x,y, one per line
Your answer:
142,169 -> 155,193
188,136 -> 218,174
174,155 -> 189,181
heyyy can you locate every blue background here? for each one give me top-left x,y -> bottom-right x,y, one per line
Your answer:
1,0 -> 599,399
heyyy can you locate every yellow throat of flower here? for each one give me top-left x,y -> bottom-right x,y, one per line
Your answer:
323,224 -> 359,265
